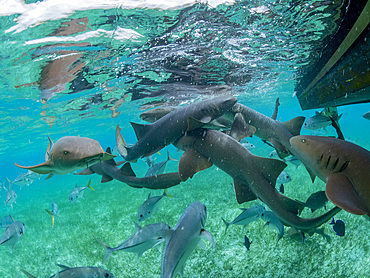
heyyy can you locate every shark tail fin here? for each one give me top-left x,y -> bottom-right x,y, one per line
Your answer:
95,238 -> 114,264
86,179 -> 95,191
45,209 -> 55,228
221,217 -> 231,234
21,269 -> 37,278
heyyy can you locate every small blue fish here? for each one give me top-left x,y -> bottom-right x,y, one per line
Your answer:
261,211 -> 284,240
69,179 -> 94,203
138,189 -> 172,222
45,202 -> 59,228
330,218 -> 345,236
222,205 -> 266,234
144,150 -> 177,177
1,215 -> 15,230
244,235 -> 252,251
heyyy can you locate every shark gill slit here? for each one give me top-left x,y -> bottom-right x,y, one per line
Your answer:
339,161 -> 349,172
326,155 -> 331,169
332,157 -> 340,170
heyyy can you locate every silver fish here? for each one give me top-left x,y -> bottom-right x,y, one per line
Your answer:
12,170 -> 41,188
138,189 -> 172,222
283,155 -> 302,168
277,171 -> 291,184
261,210 -> 284,240
21,264 -> 115,278
222,205 -> 266,234
0,221 -> 25,252
4,188 -> 17,209
1,215 -> 15,230
303,112 -> 332,131
241,142 -> 255,151
45,202 -> 59,228
161,201 -> 215,278
144,150 -> 177,177
69,179 -> 94,203
96,222 -> 172,263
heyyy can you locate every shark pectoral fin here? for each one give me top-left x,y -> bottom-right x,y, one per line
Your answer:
281,116 -> 306,136
178,148 -> 213,181
101,152 -> 117,162
119,162 -> 137,177
75,168 -> 95,175
45,173 -> 54,180
269,139 -> 290,159
101,174 -> 113,183
253,156 -> 287,187
15,162 -> 53,174
130,122 -> 152,140
326,174 -> 369,215
233,179 -> 257,204
228,113 -> 256,141
200,229 -> 215,249
187,116 -> 211,131
305,166 -> 316,183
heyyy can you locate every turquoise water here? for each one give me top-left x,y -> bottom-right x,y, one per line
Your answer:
1,1 -> 369,277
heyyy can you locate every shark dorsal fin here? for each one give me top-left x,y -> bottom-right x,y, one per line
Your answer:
106,147 -> 112,154
130,122 -> 152,140
45,135 -> 54,161
119,162 -> 136,177
187,116 -> 212,131
228,113 -> 256,141
178,148 -> 213,181
271,98 -> 280,120
253,156 -> 287,187
281,116 -> 305,136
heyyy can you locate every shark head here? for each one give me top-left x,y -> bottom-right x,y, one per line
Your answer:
16,136 -> 116,178
290,135 -> 370,216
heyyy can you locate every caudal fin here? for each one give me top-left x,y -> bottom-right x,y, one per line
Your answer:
95,238 -> 114,263
45,209 -> 55,228
221,218 -> 231,234
86,179 -> 95,191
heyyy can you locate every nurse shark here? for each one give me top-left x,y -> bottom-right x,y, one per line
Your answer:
175,128 -> 340,232
116,95 -> 237,162
15,136 -> 115,179
290,135 -> 370,216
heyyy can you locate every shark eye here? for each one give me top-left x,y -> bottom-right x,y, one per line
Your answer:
140,214 -> 143,218
105,274 -> 110,277
63,150 -> 69,154
301,139 -> 306,143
